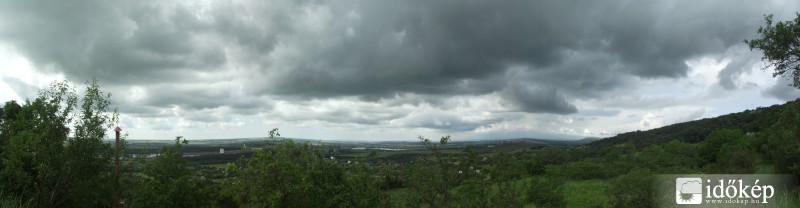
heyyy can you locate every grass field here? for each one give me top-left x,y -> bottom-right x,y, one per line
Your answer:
563,180 -> 612,207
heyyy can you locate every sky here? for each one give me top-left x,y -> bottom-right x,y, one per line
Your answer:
1,0 -> 799,141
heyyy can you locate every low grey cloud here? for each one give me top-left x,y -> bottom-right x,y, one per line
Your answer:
764,78 -> 800,101
2,77 -> 38,99
580,109 -> 622,117
0,1 -> 227,85
503,83 -> 578,114
398,110 -> 506,132
117,105 -> 167,118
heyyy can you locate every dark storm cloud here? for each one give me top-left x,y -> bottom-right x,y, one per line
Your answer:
0,0 -> 785,115
0,1 -> 225,85
143,86 -> 268,111
108,83 -> 272,120
503,83 -> 578,114
248,0 -> 776,114
763,78 -> 800,101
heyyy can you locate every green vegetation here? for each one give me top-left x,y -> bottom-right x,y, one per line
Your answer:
0,80 -> 118,207
745,13 -> 800,88
126,137 -> 210,208
563,180 -> 611,207
0,80 -> 799,207
229,129 -> 388,207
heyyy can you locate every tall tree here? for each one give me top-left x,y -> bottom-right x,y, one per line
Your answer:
745,13 -> 800,87
0,80 -> 118,207
765,100 -> 800,178
0,101 -> 22,158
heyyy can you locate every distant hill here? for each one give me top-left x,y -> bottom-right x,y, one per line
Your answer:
576,137 -> 601,144
123,97 -> 795,151
440,137 -> 596,149
589,99 -> 795,148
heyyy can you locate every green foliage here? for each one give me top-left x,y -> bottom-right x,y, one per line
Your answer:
402,135 -> 457,207
711,140 -> 755,174
633,140 -> 702,174
563,180 -> 611,208
745,13 -> 800,88
590,102 -> 786,148
697,129 -> 745,164
609,169 -> 655,208
521,159 -> 545,176
534,147 -> 572,165
448,145 -> 490,208
525,175 -> 565,208
451,178 -> 490,208
4,79 -> 800,207
232,129 -> 387,207
0,101 -> 21,152
695,129 -> 757,173
765,100 -> 800,177
661,140 -> 700,168
127,137 -> 210,208
404,137 -> 527,208
549,160 -> 613,180
0,80 -> 117,207
0,195 -> 31,208
486,151 -> 524,207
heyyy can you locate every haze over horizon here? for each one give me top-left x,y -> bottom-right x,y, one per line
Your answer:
2,0 -> 800,141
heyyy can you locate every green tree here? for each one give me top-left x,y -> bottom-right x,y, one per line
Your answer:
745,13 -> 800,87
661,139 -> 700,169
697,129 -> 745,165
525,175 -> 565,208
403,135 -> 457,207
486,151 -> 524,207
610,169 -> 655,208
450,145 -> 489,208
0,101 -> 22,173
233,129 -> 387,207
713,141 -> 755,174
765,100 -> 800,177
127,136 -> 209,208
0,80 -> 118,207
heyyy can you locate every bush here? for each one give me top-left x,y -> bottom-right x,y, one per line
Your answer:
233,129 -> 387,207
609,169 -> 655,208
126,137 -> 210,208
525,175 -> 565,207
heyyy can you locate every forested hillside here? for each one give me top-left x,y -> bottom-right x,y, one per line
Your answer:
590,101 -> 788,147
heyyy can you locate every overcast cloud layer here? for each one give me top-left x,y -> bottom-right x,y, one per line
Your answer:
1,0 -> 799,141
